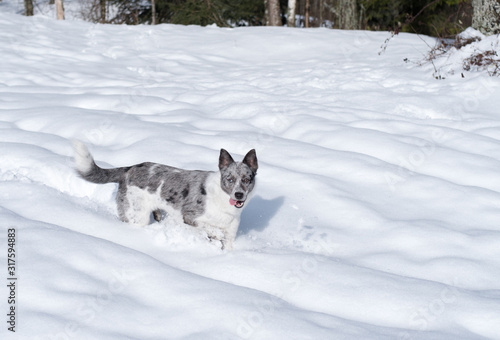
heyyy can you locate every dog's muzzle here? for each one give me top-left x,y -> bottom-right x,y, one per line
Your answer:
229,198 -> 245,208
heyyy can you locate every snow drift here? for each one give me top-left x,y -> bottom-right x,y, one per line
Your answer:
1,4 -> 500,340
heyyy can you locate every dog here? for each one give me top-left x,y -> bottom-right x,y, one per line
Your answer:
73,141 -> 258,250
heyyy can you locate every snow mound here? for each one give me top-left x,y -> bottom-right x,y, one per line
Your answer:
430,27 -> 500,78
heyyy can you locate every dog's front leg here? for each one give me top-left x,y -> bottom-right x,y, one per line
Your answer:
195,223 -> 226,250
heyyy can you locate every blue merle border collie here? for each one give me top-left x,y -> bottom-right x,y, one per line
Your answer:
73,141 -> 258,250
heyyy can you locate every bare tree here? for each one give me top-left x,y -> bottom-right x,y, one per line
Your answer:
266,0 -> 282,26
100,0 -> 106,23
151,0 -> 156,25
295,0 -> 359,28
25,0 -> 34,16
287,0 -> 297,27
318,0 -> 324,26
337,0 -> 358,29
56,0 -> 65,20
472,0 -> 500,35
305,0 -> 310,27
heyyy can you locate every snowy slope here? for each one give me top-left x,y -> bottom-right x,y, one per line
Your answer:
1,5 -> 500,340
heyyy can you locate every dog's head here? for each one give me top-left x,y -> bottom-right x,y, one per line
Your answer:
219,149 -> 258,209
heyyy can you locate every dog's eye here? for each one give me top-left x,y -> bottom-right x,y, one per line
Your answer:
242,178 -> 250,184
227,177 -> 235,183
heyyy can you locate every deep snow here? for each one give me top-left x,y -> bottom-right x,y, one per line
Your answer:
1,2 -> 500,340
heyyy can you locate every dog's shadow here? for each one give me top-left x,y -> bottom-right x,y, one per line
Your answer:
238,195 -> 284,236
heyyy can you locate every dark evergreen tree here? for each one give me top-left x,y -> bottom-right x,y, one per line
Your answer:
107,0 -> 264,26
361,0 -> 472,37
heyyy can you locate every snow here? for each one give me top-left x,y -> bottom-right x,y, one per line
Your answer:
1,3 -> 500,340
421,27 -> 500,78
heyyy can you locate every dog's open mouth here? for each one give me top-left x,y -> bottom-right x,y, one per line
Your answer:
229,198 -> 245,208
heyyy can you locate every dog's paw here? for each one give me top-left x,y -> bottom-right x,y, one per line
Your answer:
207,235 -> 224,250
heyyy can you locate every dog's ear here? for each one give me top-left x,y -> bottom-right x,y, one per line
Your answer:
219,149 -> 235,170
243,149 -> 258,174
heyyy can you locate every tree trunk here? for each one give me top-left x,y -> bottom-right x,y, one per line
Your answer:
305,0 -> 310,27
266,0 -> 282,26
25,0 -> 34,16
151,0 -> 156,25
472,0 -> 500,35
56,0 -> 65,20
100,0 -> 106,23
287,0 -> 296,27
337,0 -> 358,29
319,0 -> 324,27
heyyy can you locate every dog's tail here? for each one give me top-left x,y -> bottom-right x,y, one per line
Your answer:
72,140 -> 129,184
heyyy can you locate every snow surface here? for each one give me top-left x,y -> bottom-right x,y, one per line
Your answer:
429,27 -> 500,78
1,3 -> 500,340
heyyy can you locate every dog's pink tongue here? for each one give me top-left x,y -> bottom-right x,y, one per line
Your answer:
229,198 -> 237,206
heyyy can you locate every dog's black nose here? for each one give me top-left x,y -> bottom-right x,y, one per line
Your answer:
235,192 -> 244,200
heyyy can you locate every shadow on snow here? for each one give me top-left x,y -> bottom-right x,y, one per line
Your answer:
238,195 -> 284,236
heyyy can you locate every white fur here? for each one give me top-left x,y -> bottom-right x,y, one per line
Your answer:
122,173 -> 240,249
123,182 -> 182,226
72,140 -> 93,174
193,172 -> 243,250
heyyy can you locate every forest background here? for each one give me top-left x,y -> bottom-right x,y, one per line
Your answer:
19,0 -> 481,38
